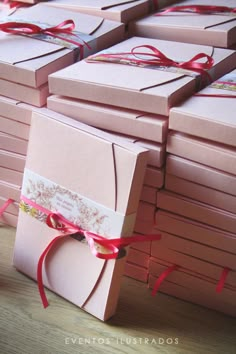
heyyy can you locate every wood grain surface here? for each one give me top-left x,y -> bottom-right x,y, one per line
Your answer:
0,225 -> 236,354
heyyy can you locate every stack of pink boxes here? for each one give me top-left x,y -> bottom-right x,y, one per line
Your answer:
47,35 -> 236,285
0,4 -> 125,226
151,69 -> 236,316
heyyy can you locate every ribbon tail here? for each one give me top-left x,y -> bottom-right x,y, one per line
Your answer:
216,267 -> 230,293
151,264 -> 179,296
0,199 -> 14,217
37,233 -> 70,308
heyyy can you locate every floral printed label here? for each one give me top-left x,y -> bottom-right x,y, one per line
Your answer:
210,73 -> 236,92
21,169 -> 136,237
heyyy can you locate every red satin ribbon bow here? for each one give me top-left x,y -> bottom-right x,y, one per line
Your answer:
90,45 -> 213,82
156,5 -> 236,15
38,212 -> 161,308
0,20 -> 91,56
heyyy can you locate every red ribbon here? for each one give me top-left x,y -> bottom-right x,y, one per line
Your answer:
0,198 -> 14,217
0,20 -> 91,58
156,5 -> 236,15
194,93 -> 236,98
151,264 -> 179,296
216,267 -> 230,293
89,45 -> 213,83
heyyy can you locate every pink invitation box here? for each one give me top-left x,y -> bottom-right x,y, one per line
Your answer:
137,201 -> 156,222
127,248 -> 150,268
0,95 -> 34,124
13,108 -> 148,320
169,69 -> 236,147
129,0 -> 236,48
0,116 -> 30,140
148,261 -> 236,316
156,190 -> 236,234
155,210 -> 236,254
144,166 -> 164,188
0,180 -> 21,202
0,211 -> 18,228
41,0 -> 150,23
167,132 -> 236,175
155,231 -> 236,271
0,149 -> 26,172
125,262 -> 148,283
47,95 -> 168,143
166,155 -> 236,197
0,166 -> 23,185
0,132 -> 28,155
49,36 -> 236,116
0,4 -> 124,88
141,185 -> 158,204
151,246 -> 236,287
165,174 -> 236,214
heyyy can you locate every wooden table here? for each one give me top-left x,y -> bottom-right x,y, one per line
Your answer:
0,225 -> 236,354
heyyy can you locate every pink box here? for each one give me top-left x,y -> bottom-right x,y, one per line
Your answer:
129,0 -> 236,48
134,218 -> 154,235
0,197 -> 19,216
140,184 -> 158,204
0,166 -> 23,186
13,108 -> 148,320
42,0 -> 150,23
0,132 -> 28,155
167,132 -> 236,175
137,201 -> 156,222
155,210 -> 236,254
144,166 -> 165,188
124,262 -> 148,283
0,211 -> 18,228
150,246 -> 236,287
0,180 -> 21,202
169,69 -> 236,147
0,149 -> 26,172
156,190 -> 236,234
166,155 -> 236,197
154,231 -> 236,271
127,248 -> 150,268
0,95 -> 33,124
165,174 -> 236,214
0,116 -> 30,140
49,36 -> 236,116
47,95 -> 168,143
131,233 -> 151,254
1,5 -> 124,88
148,262 -> 236,317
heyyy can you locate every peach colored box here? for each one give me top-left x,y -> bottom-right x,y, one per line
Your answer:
0,149 -> 26,172
41,0 -> 150,23
0,132 -> 28,155
127,248 -> 150,268
0,95 -> 34,124
166,155 -> 236,197
129,0 -> 236,48
124,262 -> 148,283
47,95 -> 168,143
165,174 -> 236,214
137,201 -> 156,222
169,69 -> 236,146
156,190 -> 236,234
155,210 -> 236,254
49,36 -> 236,116
140,185 -> 158,204
0,166 -> 23,186
0,116 -> 30,140
148,260 -> 236,317
0,5 -> 124,87
167,132 -> 236,175
13,108 -> 148,320
0,180 -> 21,202
144,166 -> 164,188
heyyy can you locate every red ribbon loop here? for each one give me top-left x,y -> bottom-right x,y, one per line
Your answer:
156,5 -> 236,15
151,264 -> 179,296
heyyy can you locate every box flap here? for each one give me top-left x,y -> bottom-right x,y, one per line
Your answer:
48,0 -> 140,10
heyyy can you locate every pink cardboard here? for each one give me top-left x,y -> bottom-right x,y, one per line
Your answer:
47,95 -> 168,143
124,262 -> 148,283
0,95 -> 34,124
13,108 -> 148,320
0,211 -> 18,228
144,166 -> 164,188
127,248 -> 150,268
0,149 -> 26,172
0,132 -> 28,155
137,201 -> 156,222
49,36 -> 236,116
140,184 -> 158,205
0,180 -> 21,202
0,116 -> 30,140
0,166 -> 23,186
